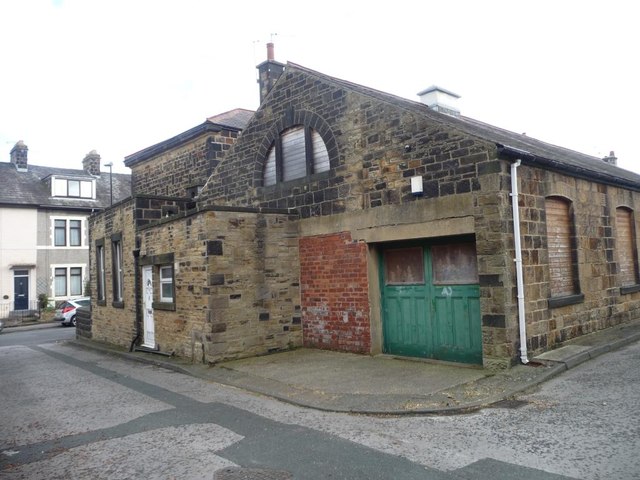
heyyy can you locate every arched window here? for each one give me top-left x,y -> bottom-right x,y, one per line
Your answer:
263,125 -> 329,186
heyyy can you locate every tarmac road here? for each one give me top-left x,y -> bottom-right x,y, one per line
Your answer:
1,328 -> 638,479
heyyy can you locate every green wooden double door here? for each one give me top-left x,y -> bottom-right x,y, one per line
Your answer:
381,240 -> 482,365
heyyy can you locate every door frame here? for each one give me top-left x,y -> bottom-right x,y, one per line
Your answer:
141,265 -> 156,348
13,269 -> 30,311
379,236 -> 482,364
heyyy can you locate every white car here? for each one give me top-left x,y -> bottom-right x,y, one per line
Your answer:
54,297 -> 90,327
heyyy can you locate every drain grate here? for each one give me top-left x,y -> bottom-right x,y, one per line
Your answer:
214,467 -> 293,480
489,399 -> 530,409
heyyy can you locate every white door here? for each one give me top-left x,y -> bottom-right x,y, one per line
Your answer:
142,266 -> 156,348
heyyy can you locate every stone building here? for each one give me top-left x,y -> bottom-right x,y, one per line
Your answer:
87,47 -> 640,369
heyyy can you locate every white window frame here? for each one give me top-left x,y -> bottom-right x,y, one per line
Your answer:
112,238 -> 124,303
159,265 -> 174,303
97,243 -> 106,302
51,264 -> 85,300
51,176 -> 95,199
51,217 -> 85,248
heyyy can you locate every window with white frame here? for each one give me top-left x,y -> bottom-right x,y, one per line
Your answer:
159,265 -> 174,303
96,240 -> 106,303
111,235 -> 124,305
53,218 -> 83,247
52,177 -> 94,199
53,266 -> 84,298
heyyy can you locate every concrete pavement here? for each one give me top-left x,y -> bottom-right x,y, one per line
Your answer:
57,319 -> 640,415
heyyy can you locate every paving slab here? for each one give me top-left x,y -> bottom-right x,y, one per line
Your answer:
533,344 -> 590,363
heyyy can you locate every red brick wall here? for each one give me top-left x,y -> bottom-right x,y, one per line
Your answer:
300,232 -> 371,353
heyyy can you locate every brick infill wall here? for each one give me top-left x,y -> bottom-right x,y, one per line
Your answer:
300,232 -> 371,353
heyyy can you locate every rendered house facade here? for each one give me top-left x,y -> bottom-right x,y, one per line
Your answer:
87,53 -> 640,369
0,143 -> 130,319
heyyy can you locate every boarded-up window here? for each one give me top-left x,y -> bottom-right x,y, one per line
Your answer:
616,207 -> 639,286
282,126 -> 306,181
384,248 -> 425,285
432,243 -> 479,284
263,124 -> 331,185
546,197 -> 578,297
312,129 -> 329,174
264,144 -> 277,186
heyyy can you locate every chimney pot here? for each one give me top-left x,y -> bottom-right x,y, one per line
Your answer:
267,42 -> 275,61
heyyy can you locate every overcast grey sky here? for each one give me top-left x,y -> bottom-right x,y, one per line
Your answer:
1,0 -> 638,175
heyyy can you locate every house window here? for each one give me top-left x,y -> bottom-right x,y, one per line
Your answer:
70,267 -> 83,295
53,218 -> 83,247
263,126 -> 329,186
159,265 -> 174,303
54,268 -> 67,297
54,220 -> 67,246
616,207 -> 639,287
111,235 -> 124,305
96,240 -> 106,303
53,266 -> 84,297
70,220 -> 81,246
545,197 -> 580,298
52,177 -> 94,199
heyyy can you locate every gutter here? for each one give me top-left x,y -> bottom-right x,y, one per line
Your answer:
497,144 -> 640,192
125,122 -> 231,167
510,160 -> 529,364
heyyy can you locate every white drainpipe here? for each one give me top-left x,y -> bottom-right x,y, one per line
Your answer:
510,160 -> 529,364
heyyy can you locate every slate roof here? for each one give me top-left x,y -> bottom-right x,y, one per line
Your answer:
125,108 -> 255,167
0,162 -> 131,210
207,108 -> 255,130
286,63 -> 640,191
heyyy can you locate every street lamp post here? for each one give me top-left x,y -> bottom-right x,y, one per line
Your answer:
104,162 -> 113,206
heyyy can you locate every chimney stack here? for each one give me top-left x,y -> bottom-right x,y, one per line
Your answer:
417,86 -> 461,117
83,150 -> 102,176
256,42 -> 285,104
267,42 -> 275,61
10,141 -> 28,171
602,151 -> 617,166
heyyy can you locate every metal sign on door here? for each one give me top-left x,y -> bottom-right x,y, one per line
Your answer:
142,266 -> 156,348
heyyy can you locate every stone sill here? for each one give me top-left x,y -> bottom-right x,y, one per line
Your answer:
620,284 -> 640,295
547,293 -> 584,309
153,301 -> 175,311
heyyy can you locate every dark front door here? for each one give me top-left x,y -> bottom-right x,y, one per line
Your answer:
14,270 -> 29,310
381,241 -> 482,364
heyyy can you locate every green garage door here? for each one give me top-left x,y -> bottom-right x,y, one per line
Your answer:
381,241 -> 482,364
